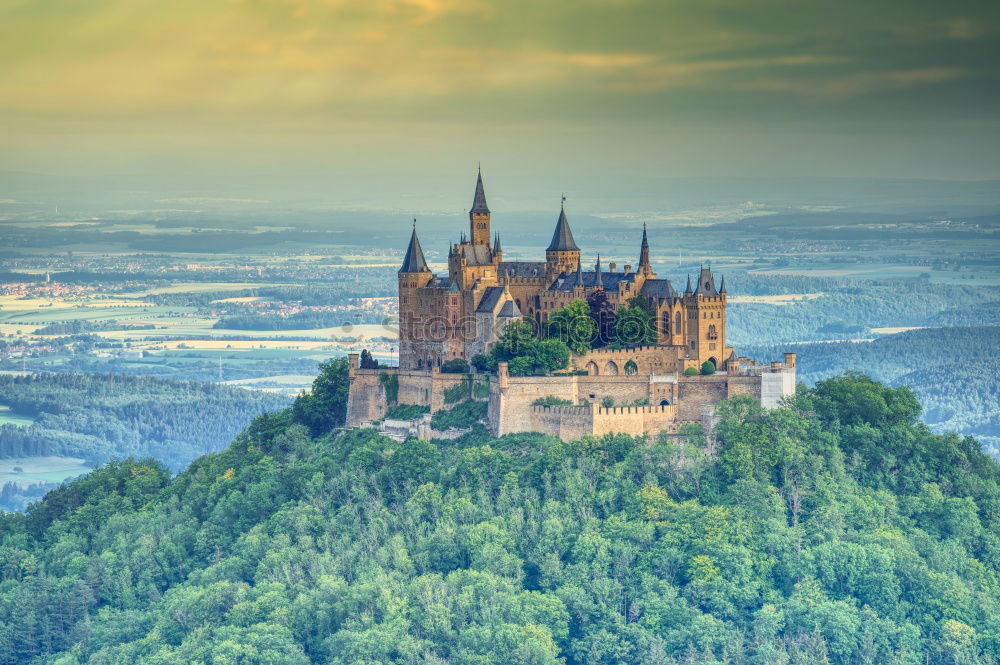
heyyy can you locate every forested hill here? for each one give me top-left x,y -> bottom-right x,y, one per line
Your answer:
0,373 -> 290,468
742,326 -> 1000,457
2,374 -> 999,664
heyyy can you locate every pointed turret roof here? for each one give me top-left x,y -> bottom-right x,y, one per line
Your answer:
684,274 -> 692,294
694,265 -> 719,296
574,260 -> 585,287
719,274 -> 726,294
494,233 -> 502,254
399,222 -> 429,273
638,222 -> 651,268
594,254 -> 603,288
546,199 -> 579,252
470,167 -> 490,215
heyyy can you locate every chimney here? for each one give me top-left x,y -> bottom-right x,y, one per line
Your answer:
609,262 -> 617,272
624,264 -> 632,274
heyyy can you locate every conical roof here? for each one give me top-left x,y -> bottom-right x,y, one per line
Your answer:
399,224 -> 429,273
546,203 -> 579,252
470,168 -> 490,214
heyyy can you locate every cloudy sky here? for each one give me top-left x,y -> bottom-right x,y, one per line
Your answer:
3,0 -> 999,206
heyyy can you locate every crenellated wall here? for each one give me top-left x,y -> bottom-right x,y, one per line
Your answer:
350,353 -> 797,440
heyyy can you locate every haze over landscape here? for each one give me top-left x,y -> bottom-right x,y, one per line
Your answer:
4,0 -> 1000,204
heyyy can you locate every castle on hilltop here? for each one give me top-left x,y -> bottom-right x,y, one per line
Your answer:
347,170 -> 796,440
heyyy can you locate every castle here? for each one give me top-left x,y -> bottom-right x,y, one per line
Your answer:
347,170 -> 796,440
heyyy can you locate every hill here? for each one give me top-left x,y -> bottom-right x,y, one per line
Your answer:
742,326 -> 1000,457
0,373 -> 998,664
0,373 -> 290,510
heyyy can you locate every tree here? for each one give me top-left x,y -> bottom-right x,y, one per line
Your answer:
359,349 -> 379,369
547,300 -> 597,355
440,358 -> 470,374
615,296 -> 658,348
684,367 -> 699,376
587,291 -> 616,348
292,357 -> 350,436
700,360 -> 716,375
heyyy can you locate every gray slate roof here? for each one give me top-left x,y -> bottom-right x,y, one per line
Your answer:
640,278 -> 677,300
546,207 -> 579,252
471,170 -> 490,214
499,300 -> 522,318
476,286 -> 506,313
550,268 -> 637,292
694,267 -> 719,297
499,261 -> 546,278
456,243 -> 494,266
399,228 -> 429,273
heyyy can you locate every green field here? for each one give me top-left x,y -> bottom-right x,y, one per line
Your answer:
0,405 -> 35,427
0,456 -> 90,487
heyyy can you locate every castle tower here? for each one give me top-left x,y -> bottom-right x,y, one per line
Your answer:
684,265 -> 727,370
398,223 -> 433,370
469,167 -> 491,246
546,198 -> 581,278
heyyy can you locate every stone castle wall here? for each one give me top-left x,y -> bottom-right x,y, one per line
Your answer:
349,352 -> 796,440
346,354 -> 473,427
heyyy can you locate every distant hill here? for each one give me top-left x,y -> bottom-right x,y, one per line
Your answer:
1,374 -> 998,664
743,326 -> 1000,457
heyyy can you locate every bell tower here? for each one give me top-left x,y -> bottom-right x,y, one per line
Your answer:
469,166 -> 491,246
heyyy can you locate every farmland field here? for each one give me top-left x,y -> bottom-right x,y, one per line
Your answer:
0,456 -> 90,488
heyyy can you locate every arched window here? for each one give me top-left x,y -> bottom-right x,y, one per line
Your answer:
417,358 -> 424,369
708,324 -> 718,340
675,311 -> 681,332
662,311 -> 670,335
624,360 -> 638,375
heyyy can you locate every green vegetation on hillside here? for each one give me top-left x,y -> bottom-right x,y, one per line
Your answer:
743,326 -> 1000,456
0,374 -> 998,664
0,372 -> 289,469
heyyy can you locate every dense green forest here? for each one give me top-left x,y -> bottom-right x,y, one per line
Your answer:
1,373 -> 998,664
743,326 -> 1000,457
0,373 -> 289,468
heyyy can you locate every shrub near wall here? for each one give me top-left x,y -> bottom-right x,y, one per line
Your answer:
431,400 -> 487,430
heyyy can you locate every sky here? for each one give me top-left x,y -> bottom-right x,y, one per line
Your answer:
2,0 -> 999,208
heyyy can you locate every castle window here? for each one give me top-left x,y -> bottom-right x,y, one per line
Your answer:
662,312 -> 670,335
708,324 -> 718,340
675,311 -> 681,331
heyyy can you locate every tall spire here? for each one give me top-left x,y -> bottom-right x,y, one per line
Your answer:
594,254 -> 603,288
638,222 -> 650,269
547,197 -> 579,252
470,166 -> 490,215
494,233 -> 502,254
574,259 -> 584,287
684,274 -> 692,294
719,274 -> 726,294
399,221 -> 429,273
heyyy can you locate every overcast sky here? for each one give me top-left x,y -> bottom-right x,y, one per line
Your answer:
3,0 -> 999,207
